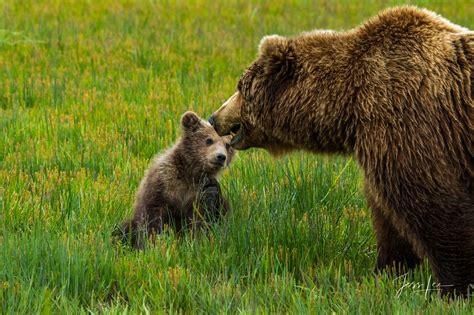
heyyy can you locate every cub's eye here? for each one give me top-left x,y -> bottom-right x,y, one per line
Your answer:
225,143 -> 230,150
206,138 -> 214,146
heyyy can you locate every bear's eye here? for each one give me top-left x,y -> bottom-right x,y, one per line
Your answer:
206,138 -> 214,146
225,143 -> 230,150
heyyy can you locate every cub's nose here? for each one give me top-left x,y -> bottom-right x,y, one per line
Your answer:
216,153 -> 226,163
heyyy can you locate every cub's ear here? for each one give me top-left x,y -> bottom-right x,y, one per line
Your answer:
181,111 -> 202,132
258,35 -> 295,81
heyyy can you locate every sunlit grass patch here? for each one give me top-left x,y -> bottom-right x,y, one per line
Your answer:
1,0 -> 473,313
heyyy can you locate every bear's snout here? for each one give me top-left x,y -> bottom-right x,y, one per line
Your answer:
210,149 -> 228,168
216,153 -> 226,163
210,92 -> 242,136
208,115 -> 216,127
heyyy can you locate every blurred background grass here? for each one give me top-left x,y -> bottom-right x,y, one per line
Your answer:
1,0 -> 473,313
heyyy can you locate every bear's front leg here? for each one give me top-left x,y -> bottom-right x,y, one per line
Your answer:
407,200 -> 474,298
368,194 -> 421,273
198,177 -> 230,222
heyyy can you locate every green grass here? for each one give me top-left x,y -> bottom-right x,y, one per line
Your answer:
1,0 -> 473,313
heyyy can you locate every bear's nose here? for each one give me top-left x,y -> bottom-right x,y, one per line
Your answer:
208,115 -> 216,126
216,153 -> 226,163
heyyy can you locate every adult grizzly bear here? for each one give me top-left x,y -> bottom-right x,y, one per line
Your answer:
209,6 -> 474,296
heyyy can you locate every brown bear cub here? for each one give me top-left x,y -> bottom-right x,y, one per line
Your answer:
117,111 -> 235,248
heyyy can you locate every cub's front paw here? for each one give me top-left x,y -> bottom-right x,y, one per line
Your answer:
202,185 -> 220,201
200,176 -> 219,189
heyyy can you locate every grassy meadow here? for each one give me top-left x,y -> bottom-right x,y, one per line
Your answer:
1,0 -> 474,313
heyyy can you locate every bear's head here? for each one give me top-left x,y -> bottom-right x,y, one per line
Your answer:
181,111 -> 235,176
209,33 -> 354,155
209,35 -> 300,155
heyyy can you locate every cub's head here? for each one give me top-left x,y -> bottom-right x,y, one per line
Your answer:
209,35 -> 299,155
181,111 -> 235,176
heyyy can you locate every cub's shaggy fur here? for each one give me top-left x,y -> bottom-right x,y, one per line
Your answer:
210,7 -> 474,296
118,112 -> 234,248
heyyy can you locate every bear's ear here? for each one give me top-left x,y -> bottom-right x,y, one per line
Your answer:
258,35 -> 295,81
181,111 -> 202,132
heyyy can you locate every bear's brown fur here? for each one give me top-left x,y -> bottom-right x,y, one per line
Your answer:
118,111 -> 234,248
210,6 -> 474,296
